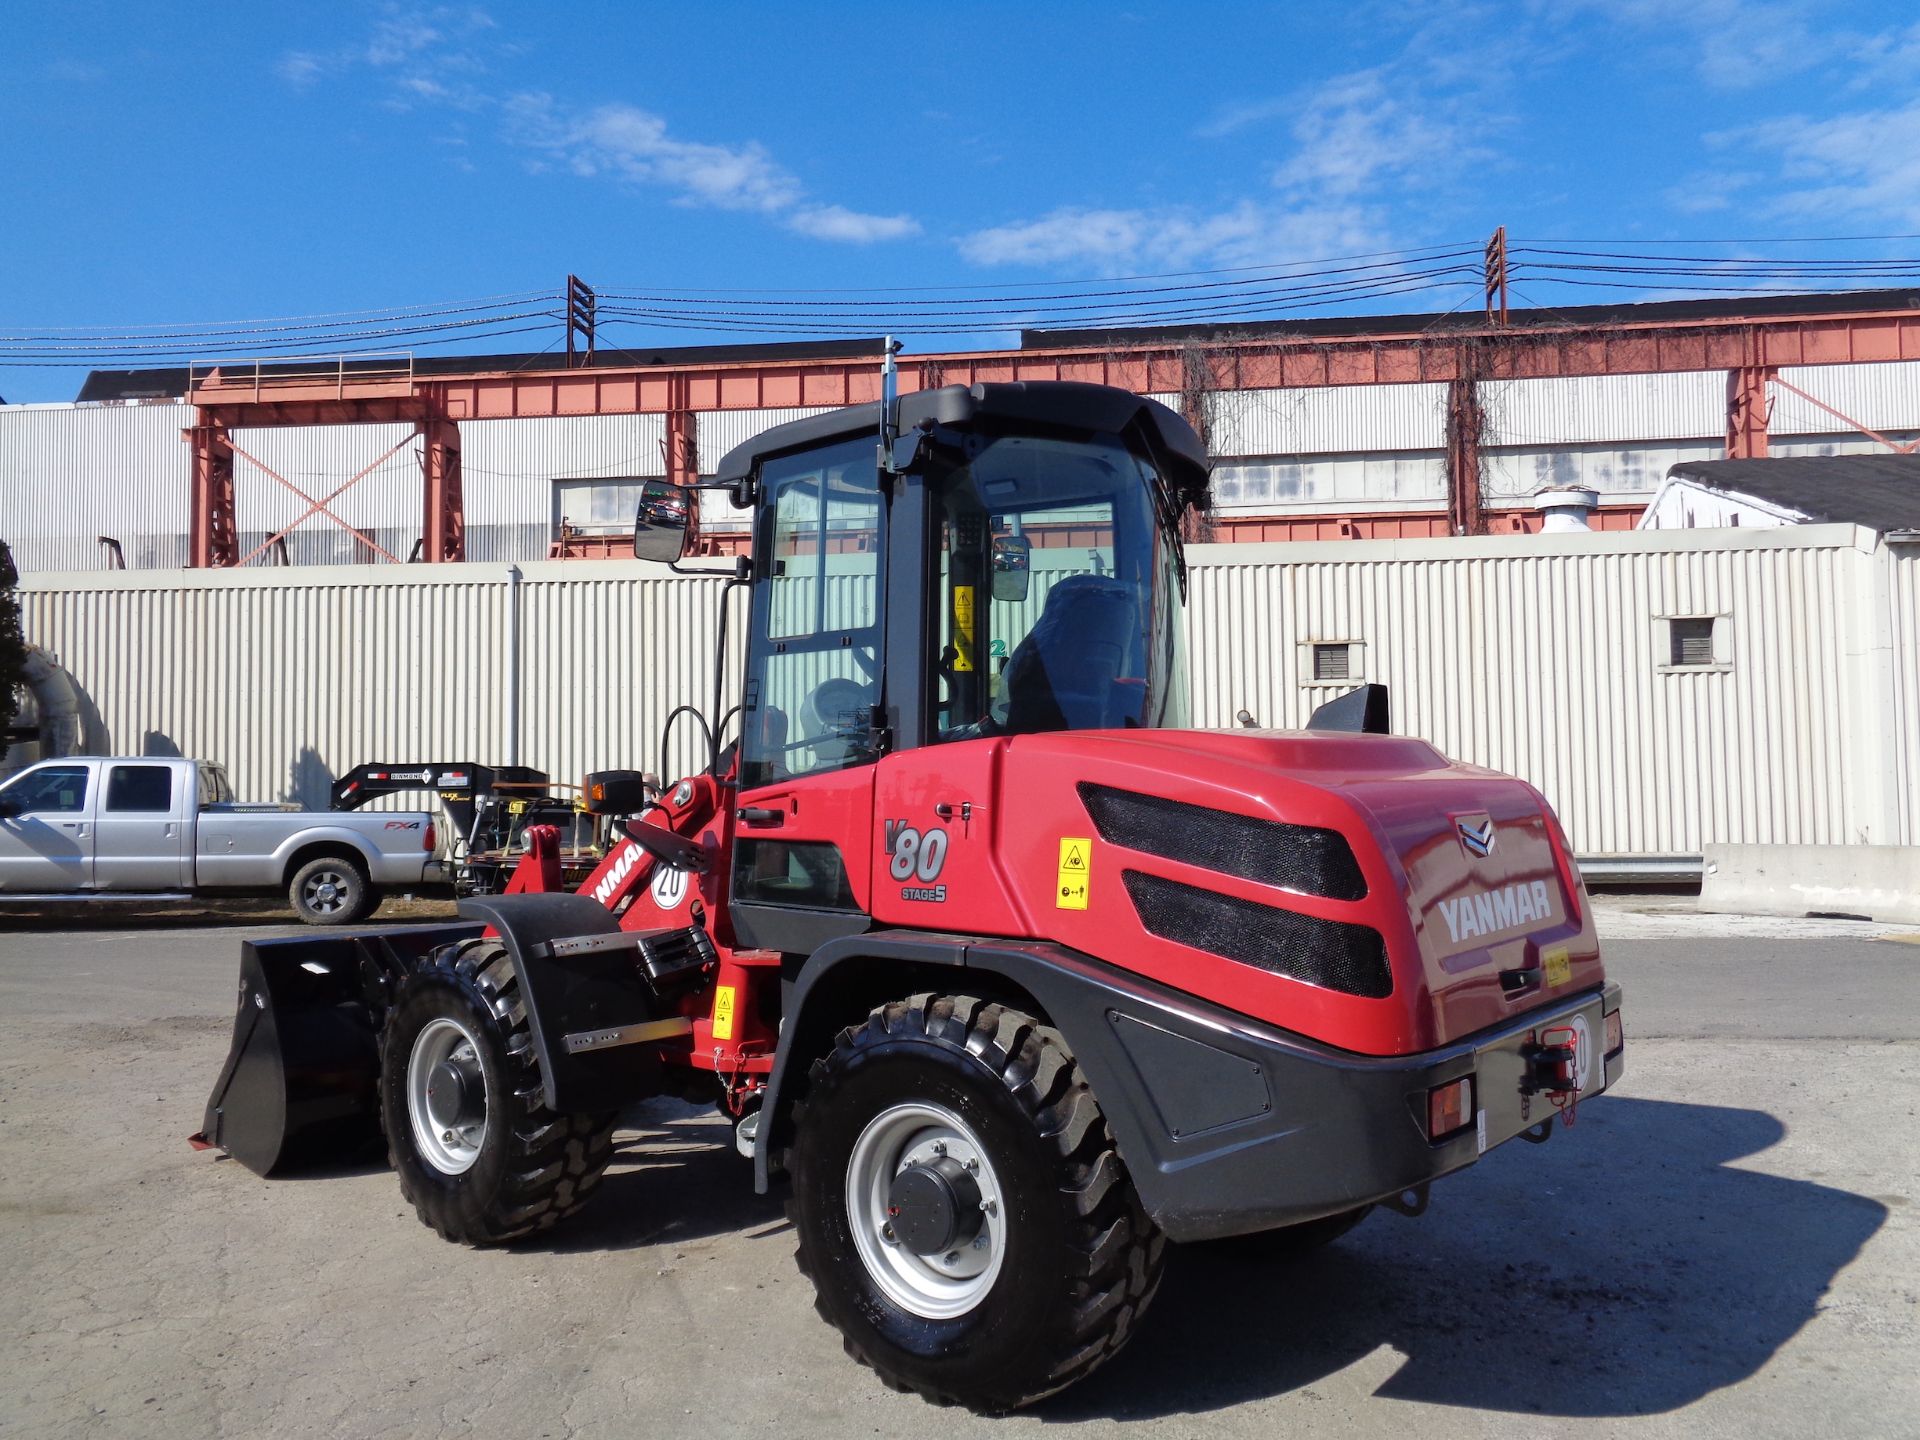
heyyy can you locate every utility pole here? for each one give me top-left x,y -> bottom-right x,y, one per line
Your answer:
565,275 -> 596,367
1483,226 -> 1509,326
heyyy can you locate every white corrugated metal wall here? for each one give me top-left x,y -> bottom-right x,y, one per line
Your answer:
462,413 -> 669,561
1181,525 -> 1911,856
17,526 -> 1915,854
230,422 -> 422,566
1888,546 -> 1920,846
0,402 -> 193,570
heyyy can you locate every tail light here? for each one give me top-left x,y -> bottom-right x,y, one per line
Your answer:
424,819 -> 437,853
1604,1008 -> 1624,1057
1541,803 -> 1584,925
1427,1077 -> 1473,1140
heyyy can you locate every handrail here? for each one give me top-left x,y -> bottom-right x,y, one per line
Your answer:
187,352 -> 415,401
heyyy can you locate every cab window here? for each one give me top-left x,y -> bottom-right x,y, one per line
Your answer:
740,437 -> 884,789
106,765 -> 173,813
926,432 -> 1184,740
1,765 -> 90,814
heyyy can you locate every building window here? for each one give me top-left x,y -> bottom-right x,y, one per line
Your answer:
1668,616 -> 1717,667
552,477 -> 659,536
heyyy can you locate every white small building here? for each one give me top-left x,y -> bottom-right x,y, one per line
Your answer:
1639,455 -> 1920,537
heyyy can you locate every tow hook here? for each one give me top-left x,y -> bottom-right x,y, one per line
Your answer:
1521,1030 -> 1579,1096
1522,1025 -> 1584,1125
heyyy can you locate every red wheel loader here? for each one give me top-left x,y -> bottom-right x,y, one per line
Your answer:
195,376 -> 1624,1413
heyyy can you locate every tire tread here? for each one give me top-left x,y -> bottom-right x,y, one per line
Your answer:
384,937 -> 619,1246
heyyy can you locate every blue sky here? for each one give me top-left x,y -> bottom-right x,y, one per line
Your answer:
3,1 -> 1919,400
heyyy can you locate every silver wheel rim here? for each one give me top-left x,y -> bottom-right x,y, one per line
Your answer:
846,1101 -> 1006,1320
302,868 -> 351,915
407,1017 -> 488,1175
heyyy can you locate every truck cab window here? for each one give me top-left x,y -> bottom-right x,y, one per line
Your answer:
106,765 -> 174,813
741,437 -> 885,789
1,765 -> 90,814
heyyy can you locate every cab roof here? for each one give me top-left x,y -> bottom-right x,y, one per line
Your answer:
711,381 -> 1210,505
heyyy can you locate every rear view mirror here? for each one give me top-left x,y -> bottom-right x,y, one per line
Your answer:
990,532 -> 1032,603
633,480 -> 691,564
0,796 -> 19,820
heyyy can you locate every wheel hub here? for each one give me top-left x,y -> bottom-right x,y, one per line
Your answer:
887,1156 -> 983,1256
407,1016 -> 490,1176
425,1056 -> 484,1131
846,1102 -> 1007,1320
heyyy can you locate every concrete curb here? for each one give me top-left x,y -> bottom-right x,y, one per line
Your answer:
1701,844 -> 1920,924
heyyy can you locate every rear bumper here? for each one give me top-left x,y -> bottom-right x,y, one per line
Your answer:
766,931 -> 1624,1244
1089,978 -> 1625,1241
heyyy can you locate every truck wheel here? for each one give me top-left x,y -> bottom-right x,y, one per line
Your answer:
786,994 -> 1165,1413
288,855 -> 378,925
379,939 -> 619,1245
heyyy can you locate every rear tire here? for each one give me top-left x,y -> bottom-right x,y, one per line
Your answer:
786,994 -> 1165,1413
288,854 -> 378,925
379,938 -> 619,1245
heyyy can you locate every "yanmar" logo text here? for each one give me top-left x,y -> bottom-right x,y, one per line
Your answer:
1437,881 -> 1554,944
592,844 -> 643,904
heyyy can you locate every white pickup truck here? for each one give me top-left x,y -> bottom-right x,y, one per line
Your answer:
0,756 -> 443,924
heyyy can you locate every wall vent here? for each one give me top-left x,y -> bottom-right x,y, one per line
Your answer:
1312,643 -> 1351,682
1669,617 -> 1716,667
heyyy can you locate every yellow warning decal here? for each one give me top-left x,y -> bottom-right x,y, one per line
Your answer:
712,985 -> 738,1041
1543,946 -> 1572,989
1056,836 -> 1092,910
952,585 -> 977,673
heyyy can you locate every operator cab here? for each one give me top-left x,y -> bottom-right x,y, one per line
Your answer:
714,383 -> 1205,787
645,381 -> 1210,954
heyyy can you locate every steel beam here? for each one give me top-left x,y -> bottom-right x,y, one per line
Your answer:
186,424 -> 238,568
420,416 -> 464,562
1726,367 -> 1774,459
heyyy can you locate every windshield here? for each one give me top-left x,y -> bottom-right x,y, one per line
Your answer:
926,430 -> 1188,741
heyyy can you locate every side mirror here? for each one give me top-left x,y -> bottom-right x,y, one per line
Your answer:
633,479 -> 691,564
0,796 -> 21,820
990,532 -> 1032,604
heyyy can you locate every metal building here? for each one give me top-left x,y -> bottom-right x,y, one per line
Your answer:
4,290 -> 1916,572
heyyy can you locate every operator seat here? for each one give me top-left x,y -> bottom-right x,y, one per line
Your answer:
1000,574 -> 1143,735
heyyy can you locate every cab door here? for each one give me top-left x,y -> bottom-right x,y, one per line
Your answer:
728,436 -> 887,955
0,761 -> 97,891
93,762 -> 191,889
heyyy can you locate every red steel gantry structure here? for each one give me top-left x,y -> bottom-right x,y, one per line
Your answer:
181,289 -> 1920,565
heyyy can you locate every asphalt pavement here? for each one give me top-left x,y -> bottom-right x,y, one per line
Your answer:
0,901 -> 1914,1438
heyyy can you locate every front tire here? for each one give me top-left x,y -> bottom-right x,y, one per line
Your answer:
380,939 -> 619,1245
786,994 -> 1165,1413
288,854 -> 378,925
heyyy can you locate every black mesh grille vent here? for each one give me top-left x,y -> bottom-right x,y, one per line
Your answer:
1121,870 -> 1393,998
1078,783 -> 1367,900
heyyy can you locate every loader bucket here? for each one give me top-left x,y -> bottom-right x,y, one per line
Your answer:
195,924 -> 482,1176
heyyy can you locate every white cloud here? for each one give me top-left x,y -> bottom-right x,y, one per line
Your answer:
366,14 -> 445,66
505,94 -> 919,243
959,202 -> 1381,272
276,51 -> 329,87
786,205 -> 921,244
962,61 -> 1471,273
1726,100 -> 1920,225
508,96 -> 801,212
1273,69 -> 1470,199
